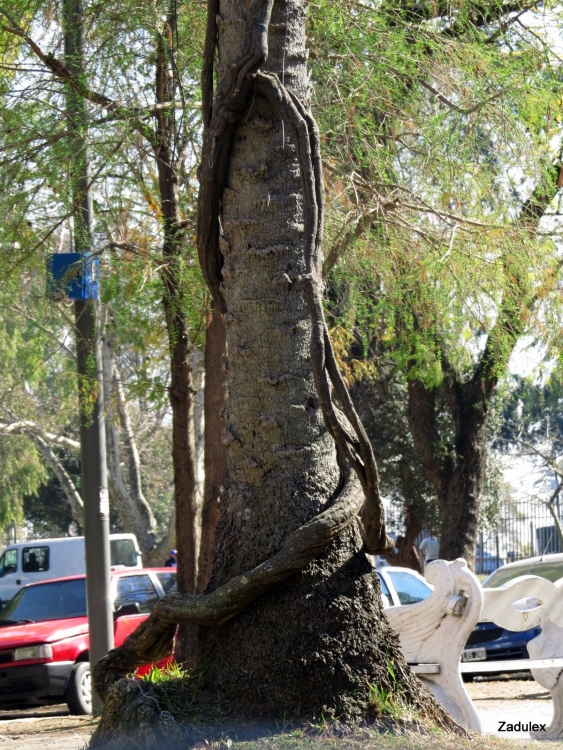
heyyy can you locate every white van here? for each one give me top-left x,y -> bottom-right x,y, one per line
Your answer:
0,534 -> 142,606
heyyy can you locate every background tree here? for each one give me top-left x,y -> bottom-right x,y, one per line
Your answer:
0,260 -> 179,562
311,0 -> 563,562
352,377 -> 439,570
0,0 -> 213,582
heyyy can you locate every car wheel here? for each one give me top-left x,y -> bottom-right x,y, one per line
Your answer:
65,661 -> 92,715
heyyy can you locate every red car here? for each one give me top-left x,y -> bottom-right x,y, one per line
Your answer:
0,568 -> 176,714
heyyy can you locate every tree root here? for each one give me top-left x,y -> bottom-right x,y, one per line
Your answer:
94,467 -> 363,699
89,678 -> 189,750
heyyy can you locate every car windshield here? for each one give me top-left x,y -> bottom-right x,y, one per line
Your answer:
0,578 -> 87,623
484,560 -> 563,588
387,571 -> 433,605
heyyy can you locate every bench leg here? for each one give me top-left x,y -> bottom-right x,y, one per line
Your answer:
529,623 -> 563,740
386,560 -> 483,732
420,671 -> 482,732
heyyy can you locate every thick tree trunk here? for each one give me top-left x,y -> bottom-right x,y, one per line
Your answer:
195,0 -> 426,718
383,459 -> 423,572
438,411 -> 486,565
407,377 -> 487,565
91,0 -> 461,738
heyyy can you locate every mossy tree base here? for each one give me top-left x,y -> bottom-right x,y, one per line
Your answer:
89,677 -> 466,750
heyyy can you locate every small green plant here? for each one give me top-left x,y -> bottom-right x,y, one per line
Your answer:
367,661 -> 421,722
368,685 -> 406,720
140,661 -> 188,684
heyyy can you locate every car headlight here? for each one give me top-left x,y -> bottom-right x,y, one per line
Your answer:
13,645 -> 53,661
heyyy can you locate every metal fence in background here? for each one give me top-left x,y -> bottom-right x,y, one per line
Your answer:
475,495 -> 562,574
5,494 -> 562,571
2,522 -> 77,547
384,494 -> 563,574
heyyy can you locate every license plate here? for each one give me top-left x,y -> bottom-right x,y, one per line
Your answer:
462,647 -> 486,662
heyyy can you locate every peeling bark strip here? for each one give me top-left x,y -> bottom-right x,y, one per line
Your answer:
94,469 -> 363,699
95,0 -> 390,699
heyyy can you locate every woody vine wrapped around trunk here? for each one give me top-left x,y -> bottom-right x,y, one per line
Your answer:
95,0 -> 392,700
93,0 -> 458,731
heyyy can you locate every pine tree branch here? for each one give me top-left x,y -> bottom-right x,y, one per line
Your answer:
381,0 -> 538,36
464,167 -> 563,406
0,420 -> 83,524
0,304 -> 75,359
0,8 -> 160,147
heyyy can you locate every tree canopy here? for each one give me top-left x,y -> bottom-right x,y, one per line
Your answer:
0,0 -> 562,562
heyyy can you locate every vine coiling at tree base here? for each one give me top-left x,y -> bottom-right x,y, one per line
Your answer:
94,468 -> 364,699
95,0 -> 393,704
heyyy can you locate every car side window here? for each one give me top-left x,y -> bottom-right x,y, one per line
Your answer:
486,561 -> 563,588
387,571 -> 432,605
114,574 -> 159,614
0,549 -> 18,577
156,572 -> 177,594
22,546 -> 49,573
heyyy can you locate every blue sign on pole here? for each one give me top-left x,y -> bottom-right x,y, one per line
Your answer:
47,253 -> 98,301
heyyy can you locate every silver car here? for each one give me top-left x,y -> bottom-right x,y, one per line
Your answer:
376,565 -> 433,608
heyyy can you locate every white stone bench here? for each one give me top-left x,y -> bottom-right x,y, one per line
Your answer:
386,559 -> 563,739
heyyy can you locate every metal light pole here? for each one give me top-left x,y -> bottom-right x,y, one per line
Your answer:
63,0 -> 113,713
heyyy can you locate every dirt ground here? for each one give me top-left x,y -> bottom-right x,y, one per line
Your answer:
0,677 -> 556,749
0,706 -> 95,749
466,675 -> 555,737
466,674 -> 551,707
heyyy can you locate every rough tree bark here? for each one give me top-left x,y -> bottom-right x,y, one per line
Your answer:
91,0 -> 461,741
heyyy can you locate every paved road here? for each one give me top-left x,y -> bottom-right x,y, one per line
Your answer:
467,676 -> 554,739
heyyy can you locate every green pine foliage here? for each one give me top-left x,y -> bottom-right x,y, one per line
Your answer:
311,0 -> 563,386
